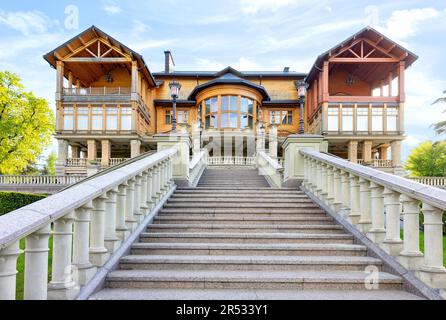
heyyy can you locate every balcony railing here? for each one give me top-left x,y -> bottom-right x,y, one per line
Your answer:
66,158 -> 130,167
63,87 -> 131,96
357,159 -> 394,168
409,177 -> 446,188
207,156 -> 256,166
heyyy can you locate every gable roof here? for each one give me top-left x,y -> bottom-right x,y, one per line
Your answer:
306,26 -> 418,84
43,25 -> 156,87
188,67 -> 271,101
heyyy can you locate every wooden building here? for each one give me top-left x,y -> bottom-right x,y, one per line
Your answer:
44,26 -> 417,175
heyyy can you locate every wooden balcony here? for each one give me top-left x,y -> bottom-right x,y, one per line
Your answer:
62,87 -> 131,103
65,158 -> 130,167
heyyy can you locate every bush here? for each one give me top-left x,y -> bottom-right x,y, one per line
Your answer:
0,192 -> 46,216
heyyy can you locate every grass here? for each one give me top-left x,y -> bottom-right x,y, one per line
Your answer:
400,230 -> 446,267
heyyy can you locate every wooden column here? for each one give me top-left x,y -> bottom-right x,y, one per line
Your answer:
87,140 -> 97,162
362,141 -> 373,163
131,61 -> 138,95
56,61 -> 64,101
398,61 -> 405,102
379,146 -> 389,160
68,71 -> 73,89
348,141 -> 358,163
322,61 -> 329,102
101,140 -> 111,166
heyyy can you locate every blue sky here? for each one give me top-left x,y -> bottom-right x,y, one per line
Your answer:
0,0 -> 445,160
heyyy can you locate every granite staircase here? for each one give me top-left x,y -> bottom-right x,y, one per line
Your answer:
90,168 -> 423,300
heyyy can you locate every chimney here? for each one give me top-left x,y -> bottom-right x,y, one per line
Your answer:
164,51 -> 175,73
283,67 -> 290,73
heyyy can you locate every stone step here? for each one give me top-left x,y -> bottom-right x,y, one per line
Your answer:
138,232 -> 354,244
105,270 -> 403,290
171,194 -> 310,199
163,202 -> 320,208
176,188 -> 300,192
167,198 -> 314,203
119,255 -> 383,272
153,216 -> 335,225
131,242 -> 368,256
147,224 -> 345,234
159,209 -> 326,217
90,288 -> 424,300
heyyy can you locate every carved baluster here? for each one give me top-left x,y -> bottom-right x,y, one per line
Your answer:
367,181 -> 386,243
381,188 -> 403,256
24,224 -> 51,300
89,194 -> 110,266
348,174 -> 361,225
133,174 -> 143,222
125,178 -> 137,231
116,182 -> 130,240
0,241 -> 21,300
357,178 -> 372,233
104,187 -> 121,253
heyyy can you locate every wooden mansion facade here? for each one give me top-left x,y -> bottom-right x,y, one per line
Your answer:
44,26 -> 417,175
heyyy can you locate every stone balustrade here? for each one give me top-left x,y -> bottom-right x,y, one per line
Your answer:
357,159 -> 394,168
409,177 -> 446,189
189,151 -> 208,187
0,148 -> 176,300
257,151 -> 283,188
66,158 -> 130,167
207,156 -> 256,166
301,148 -> 446,298
0,175 -> 86,186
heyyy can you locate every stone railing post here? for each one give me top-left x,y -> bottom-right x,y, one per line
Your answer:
315,161 -> 323,197
89,194 -> 110,266
104,187 -> 121,253
133,174 -> 143,222
116,182 -> 130,241
24,223 -> 51,300
357,178 -> 372,233
125,178 -> 137,231
73,203 -> 97,286
381,188 -> 403,256
48,212 -> 77,300
155,164 -> 163,201
146,171 -> 154,210
326,165 -> 335,208
302,157 -> 309,188
397,195 -> 423,270
0,241 -> 21,300
319,163 -> 328,203
348,174 -> 361,225
367,181 -> 386,244
332,168 -> 343,212
140,172 -> 149,216
418,204 -> 446,289
340,171 -> 351,219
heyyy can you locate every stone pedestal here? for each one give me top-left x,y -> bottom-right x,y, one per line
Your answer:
282,135 -> 327,188
155,133 -> 191,187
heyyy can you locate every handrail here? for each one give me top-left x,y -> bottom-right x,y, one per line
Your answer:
300,148 -> 446,296
63,87 -> 131,96
257,151 -> 283,188
0,148 -> 176,300
189,151 -> 208,187
301,149 -> 446,210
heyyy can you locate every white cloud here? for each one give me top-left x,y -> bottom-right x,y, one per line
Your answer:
0,10 -> 55,36
376,8 -> 443,42
239,0 -> 297,14
132,20 -> 150,37
103,3 -> 122,15
130,39 -> 177,52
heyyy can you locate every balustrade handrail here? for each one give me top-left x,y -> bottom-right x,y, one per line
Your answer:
0,148 -> 176,249
409,177 -> 446,186
189,151 -> 207,170
301,148 -> 446,211
63,87 -> 131,96
257,151 -> 283,188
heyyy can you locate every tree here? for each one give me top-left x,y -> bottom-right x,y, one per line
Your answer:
0,71 -> 54,174
432,90 -> 446,135
42,152 -> 57,176
405,141 -> 446,177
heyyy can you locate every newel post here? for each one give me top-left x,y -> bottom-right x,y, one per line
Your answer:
282,135 -> 327,188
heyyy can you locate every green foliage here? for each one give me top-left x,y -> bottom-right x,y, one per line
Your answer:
0,71 -> 55,174
0,191 -> 46,216
432,89 -> 446,135
405,141 -> 446,177
42,152 -> 57,176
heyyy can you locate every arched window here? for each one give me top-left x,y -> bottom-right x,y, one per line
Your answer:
203,95 -> 254,129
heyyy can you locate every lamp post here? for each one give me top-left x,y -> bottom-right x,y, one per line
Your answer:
297,80 -> 309,134
169,80 -> 181,132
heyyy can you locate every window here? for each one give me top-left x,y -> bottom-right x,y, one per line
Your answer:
220,96 -> 238,128
165,110 -> 172,124
269,110 -> 292,125
178,111 -> 189,123
91,106 -> 103,130
386,107 -> 398,132
63,106 -> 74,130
357,107 -> 369,131
204,95 -> 255,129
121,106 -> 132,131
106,106 -> 118,130
342,107 -> 353,131
327,107 -> 339,131
77,106 -> 88,130
240,97 -> 254,129
372,107 -> 383,131
205,97 -> 219,129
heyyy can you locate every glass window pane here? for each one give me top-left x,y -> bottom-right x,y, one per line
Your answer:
107,116 -> 118,130
327,108 -> 339,131
287,111 -> 293,125
211,114 -> 218,127
387,107 -> 398,131
92,116 -> 102,130
221,96 -> 229,112
281,112 -> 287,124
78,116 -> 88,130
121,116 -> 132,130
211,97 -> 218,113
342,108 -> 353,131
221,113 -> 229,127
205,99 -> 211,114
205,115 -> 211,128
248,100 -> 254,114
229,113 -> 238,128
64,116 -> 74,130
240,114 -> 248,128
241,98 -> 248,113
372,107 -> 383,131
165,110 -> 171,124
248,115 -> 253,128
230,96 -> 238,112
357,107 -> 368,131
